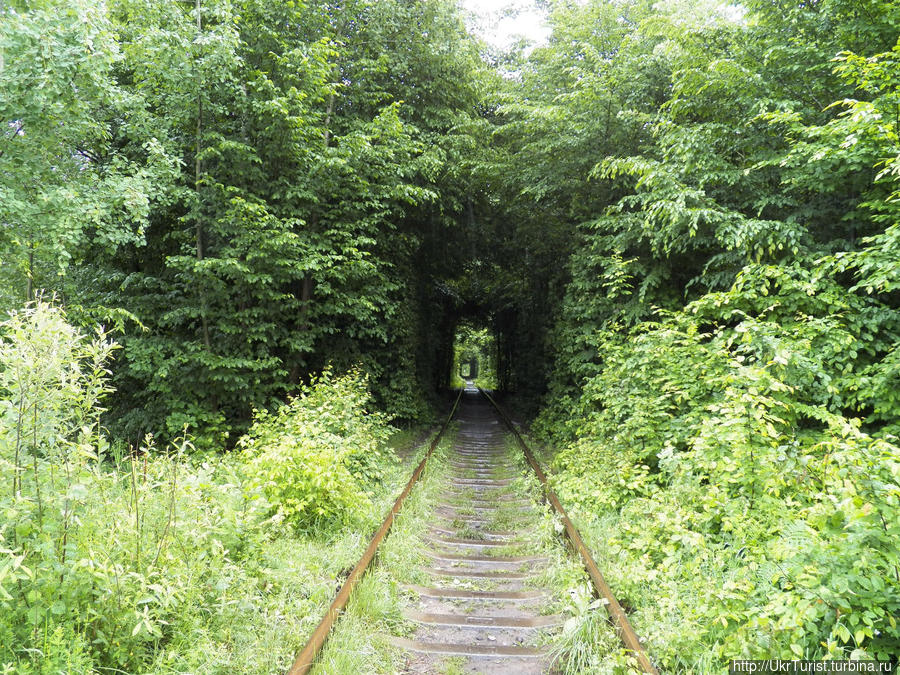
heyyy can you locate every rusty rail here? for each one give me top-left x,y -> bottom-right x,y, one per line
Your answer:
287,389 -> 463,675
479,388 -> 659,675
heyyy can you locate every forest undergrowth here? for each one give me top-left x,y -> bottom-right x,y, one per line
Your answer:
534,265 -> 900,668
0,303 -> 424,673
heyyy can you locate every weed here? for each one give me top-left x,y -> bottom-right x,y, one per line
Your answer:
439,655 -> 467,674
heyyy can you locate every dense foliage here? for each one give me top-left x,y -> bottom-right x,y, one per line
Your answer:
450,323 -> 498,389
242,368 -> 394,530
0,304 -> 404,672
497,0 -> 900,668
1,0 -> 488,446
2,0 -> 899,670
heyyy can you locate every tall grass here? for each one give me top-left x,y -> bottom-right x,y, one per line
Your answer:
0,302 -> 415,673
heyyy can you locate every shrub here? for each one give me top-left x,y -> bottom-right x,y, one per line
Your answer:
537,266 -> 900,668
0,303 -> 267,672
0,300 -> 116,471
241,368 -> 396,531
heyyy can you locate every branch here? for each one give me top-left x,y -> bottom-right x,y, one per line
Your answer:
75,146 -> 102,163
1,121 -> 25,158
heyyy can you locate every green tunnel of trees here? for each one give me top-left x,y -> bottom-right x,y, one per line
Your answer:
2,0 -> 899,667
1,0 -> 575,447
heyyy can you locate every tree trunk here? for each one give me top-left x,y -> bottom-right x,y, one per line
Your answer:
195,0 -> 211,351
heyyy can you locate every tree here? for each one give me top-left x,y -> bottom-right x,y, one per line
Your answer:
0,0 -> 158,307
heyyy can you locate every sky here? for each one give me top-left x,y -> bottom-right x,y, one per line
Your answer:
458,1 -> 746,50
459,0 -> 552,49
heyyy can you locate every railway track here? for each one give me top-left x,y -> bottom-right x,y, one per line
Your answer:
288,386 -> 657,674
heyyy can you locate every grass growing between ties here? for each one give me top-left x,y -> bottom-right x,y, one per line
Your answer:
439,655 -> 468,675
547,590 -> 642,675
310,424 -> 458,674
495,434 -> 643,674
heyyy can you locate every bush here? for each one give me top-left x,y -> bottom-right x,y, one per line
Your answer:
241,368 -> 396,531
536,266 -> 900,668
0,304 -> 403,672
0,300 -> 116,469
